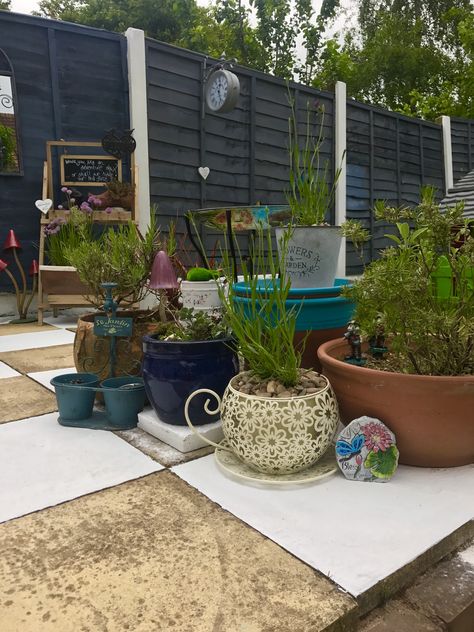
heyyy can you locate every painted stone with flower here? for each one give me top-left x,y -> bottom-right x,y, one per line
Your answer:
335,416 -> 399,482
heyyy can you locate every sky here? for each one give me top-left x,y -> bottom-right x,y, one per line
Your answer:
9,0 -> 354,33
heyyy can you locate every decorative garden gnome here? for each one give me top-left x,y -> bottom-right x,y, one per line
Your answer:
335,416 -> 399,482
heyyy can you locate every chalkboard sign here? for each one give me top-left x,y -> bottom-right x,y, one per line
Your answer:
60,154 -> 122,186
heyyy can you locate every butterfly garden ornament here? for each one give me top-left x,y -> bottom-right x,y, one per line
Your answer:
335,416 -> 399,482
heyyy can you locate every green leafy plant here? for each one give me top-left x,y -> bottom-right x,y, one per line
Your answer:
218,227 -> 303,387
286,96 -> 342,226
0,124 -> 17,171
344,188 -> 474,376
152,307 -> 229,341
65,218 -> 161,308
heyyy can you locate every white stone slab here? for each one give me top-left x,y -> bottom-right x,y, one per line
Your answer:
173,455 -> 474,597
28,367 -> 77,391
138,406 -> 223,453
43,312 -> 85,329
0,360 -> 20,379
0,413 -> 163,523
0,329 -> 75,352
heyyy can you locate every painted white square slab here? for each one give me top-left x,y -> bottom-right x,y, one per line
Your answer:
28,367 -> 76,391
138,406 -> 223,452
173,456 -> 474,596
0,329 -> 75,352
0,360 -> 20,379
0,413 -> 163,523
43,313 -> 84,329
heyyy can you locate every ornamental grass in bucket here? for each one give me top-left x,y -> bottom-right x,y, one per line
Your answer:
184,227 -> 340,474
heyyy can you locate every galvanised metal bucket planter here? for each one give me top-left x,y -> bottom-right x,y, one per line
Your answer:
275,225 -> 343,289
142,336 -> 239,426
232,278 -> 354,370
50,374 -> 145,430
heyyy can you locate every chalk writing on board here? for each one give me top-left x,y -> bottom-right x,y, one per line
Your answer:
60,155 -> 122,186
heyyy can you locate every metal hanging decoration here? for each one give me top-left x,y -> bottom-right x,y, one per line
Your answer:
101,129 -> 136,159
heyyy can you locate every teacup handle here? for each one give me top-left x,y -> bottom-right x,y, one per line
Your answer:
184,388 -> 233,452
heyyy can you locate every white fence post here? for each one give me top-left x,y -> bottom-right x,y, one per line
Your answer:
334,80 -> 347,277
437,115 -> 454,194
125,27 -> 151,235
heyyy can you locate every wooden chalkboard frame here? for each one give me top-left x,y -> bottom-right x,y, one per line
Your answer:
60,154 -> 122,186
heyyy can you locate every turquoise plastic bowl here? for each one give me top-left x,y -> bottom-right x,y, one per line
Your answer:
232,279 -> 354,332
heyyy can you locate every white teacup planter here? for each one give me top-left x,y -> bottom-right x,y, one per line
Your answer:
180,279 -> 224,312
185,372 -> 340,474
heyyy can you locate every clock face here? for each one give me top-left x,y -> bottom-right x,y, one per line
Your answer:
208,74 -> 228,111
205,69 -> 240,113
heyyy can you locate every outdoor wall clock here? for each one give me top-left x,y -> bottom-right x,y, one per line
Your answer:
205,63 -> 240,114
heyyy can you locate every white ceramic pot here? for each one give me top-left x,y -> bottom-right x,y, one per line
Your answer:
180,279 -> 224,311
185,371 -> 340,474
275,225 -> 342,288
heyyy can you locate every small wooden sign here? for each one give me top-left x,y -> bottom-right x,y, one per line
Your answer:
60,155 -> 122,186
94,316 -> 133,337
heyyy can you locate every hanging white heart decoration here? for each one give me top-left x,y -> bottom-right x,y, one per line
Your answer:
35,199 -> 53,214
198,166 -> 210,180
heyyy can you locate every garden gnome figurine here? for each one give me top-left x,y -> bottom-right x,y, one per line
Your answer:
369,315 -> 388,359
344,320 -> 365,365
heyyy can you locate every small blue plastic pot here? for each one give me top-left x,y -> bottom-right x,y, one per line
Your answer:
50,372 -> 99,421
101,376 -> 145,428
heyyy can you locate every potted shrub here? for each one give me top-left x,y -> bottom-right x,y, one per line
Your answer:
142,307 -> 239,425
318,189 -> 474,467
275,97 -> 343,289
65,218 -> 174,381
185,228 -> 340,475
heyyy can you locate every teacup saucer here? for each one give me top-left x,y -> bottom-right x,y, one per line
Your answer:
214,441 -> 337,485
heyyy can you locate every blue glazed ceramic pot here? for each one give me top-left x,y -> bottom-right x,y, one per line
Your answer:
142,336 -> 239,426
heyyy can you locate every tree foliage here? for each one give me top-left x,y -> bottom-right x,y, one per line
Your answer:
34,0 -> 474,119
0,0 -> 11,10
314,0 -> 474,120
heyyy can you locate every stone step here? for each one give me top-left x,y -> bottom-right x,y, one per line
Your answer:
357,539 -> 474,632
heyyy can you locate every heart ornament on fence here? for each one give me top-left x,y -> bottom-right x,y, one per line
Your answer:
35,199 -> 53,214
198,166 -> 210,180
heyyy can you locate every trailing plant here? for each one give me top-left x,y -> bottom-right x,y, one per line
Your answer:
152,307 -> 229,341
286,96 -> 342,226
65,217 -> 161,308
344,188 -> 474,376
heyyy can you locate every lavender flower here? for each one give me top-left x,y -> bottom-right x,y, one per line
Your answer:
44,218 -> 66,236
66,189 -> 72,195
61,187 -> 68,193
80,202 -> 93,214
105,207 -> 113,214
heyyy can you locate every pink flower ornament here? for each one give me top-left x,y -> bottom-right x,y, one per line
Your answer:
362,422 -> 392,452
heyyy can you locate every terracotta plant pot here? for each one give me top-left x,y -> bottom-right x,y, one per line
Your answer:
185,371 -> 340,474
74,311 -> 158,381
317,339 -> 474,467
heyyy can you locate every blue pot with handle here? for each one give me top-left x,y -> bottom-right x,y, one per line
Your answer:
142,336 -> 239,426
